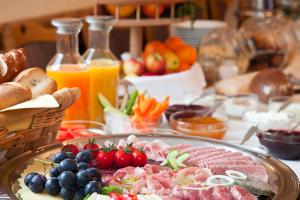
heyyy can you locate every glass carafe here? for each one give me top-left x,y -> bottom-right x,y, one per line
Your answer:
83,16 -> 119,123
47,18 -> 90,120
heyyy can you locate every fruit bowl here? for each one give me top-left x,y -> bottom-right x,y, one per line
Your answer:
125,63 -> 206,102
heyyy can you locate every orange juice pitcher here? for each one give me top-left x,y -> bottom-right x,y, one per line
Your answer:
47,18 -> 90,120
83,16 -> 119,123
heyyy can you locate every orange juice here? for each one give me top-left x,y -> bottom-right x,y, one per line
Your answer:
47,65 -> 90,120
89,59 -> 119,122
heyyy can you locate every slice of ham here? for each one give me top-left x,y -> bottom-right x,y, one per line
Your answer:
208,165 -> 268,183
198,160 -> 257,168
212,186 -> 235,200
231,185 -> 258,200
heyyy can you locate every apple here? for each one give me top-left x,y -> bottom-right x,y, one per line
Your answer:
163,52 -> 180,71
145,52 -> 166,75
123,58 -> 145,76
142,4 -> 165,18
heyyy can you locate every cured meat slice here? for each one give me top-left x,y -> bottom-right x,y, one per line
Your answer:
209,165 -> 268,183
231,185 -> 258,200
163,144 -> 192,153
205,152 -> 243,161
198,160 -> 257,168
198,187 -> 214,200
187,149 -> 227,165
212,186 -> 235,200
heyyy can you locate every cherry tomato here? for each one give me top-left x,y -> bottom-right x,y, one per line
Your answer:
126,143 -> 136,152
83,139 -> 100,158
110,193 -> 126,200
96,149 -> 114,169
114,149 -> 132,168
62,144 -> 80,155
132,149 -> 147,167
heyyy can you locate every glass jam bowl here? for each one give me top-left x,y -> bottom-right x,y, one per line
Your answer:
165,104 -> 211,122
56,120 -> 106,141
257,129 -> 300,160
170,111 -> 227,139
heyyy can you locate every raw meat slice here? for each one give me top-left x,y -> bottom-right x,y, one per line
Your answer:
231,185 -> 257,200
209,165 -> 268,183
205,152 -> 243,161
187,149 -> 227,165
198,187 -> 214,200
175,167 -> 212,185
198,160 -> 257,168
212,186 -> 235,200
163,144 -> 192,153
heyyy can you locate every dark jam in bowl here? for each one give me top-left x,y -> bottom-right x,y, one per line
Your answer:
165,104 -> 210,122
257,129 -> 300,160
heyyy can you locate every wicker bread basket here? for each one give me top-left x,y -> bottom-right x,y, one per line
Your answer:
0,87 -> 80,163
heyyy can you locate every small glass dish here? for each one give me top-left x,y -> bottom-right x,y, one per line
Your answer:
165,104 -> 210,122
104,111 -> 162,134
170,111 -> 227,139
56,120 -> 106,141
257,129 -> 300,160
224,93 -> 259,118
268,96 -> 290,112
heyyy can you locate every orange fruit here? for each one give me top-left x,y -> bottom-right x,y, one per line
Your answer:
175,45 -> 197,65
144,41 -> 167,54
165,36 -> 185,51
105,5 -> 136,18
177,61 -> 191,72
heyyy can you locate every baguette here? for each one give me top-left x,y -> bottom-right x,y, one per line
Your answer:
0,49 -> 26,84
13,67 -> 57,98
0,82 -> 32,110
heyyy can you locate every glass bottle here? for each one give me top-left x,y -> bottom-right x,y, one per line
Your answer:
47,18 -> 90,120
83,16 -> 119,123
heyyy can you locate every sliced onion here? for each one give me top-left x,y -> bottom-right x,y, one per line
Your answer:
207,175 -> 234,186
225,170 -> 247,180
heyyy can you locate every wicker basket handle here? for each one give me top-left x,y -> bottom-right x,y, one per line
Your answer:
53,88 -> 81,110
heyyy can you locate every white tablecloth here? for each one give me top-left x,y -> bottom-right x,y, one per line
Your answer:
224,119 -> 300,178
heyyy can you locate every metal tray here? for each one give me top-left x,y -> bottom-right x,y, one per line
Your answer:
0,134 -> 299,200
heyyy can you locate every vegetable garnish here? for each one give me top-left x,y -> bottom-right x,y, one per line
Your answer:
225,170 -> 247,180
161,150 -> 190,169
102,185 -> 123,195
207,175 -> 235,186
124,89 -> 138,115
132,94 -> 169,129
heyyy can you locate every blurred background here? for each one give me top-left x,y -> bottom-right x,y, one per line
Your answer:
0,0 -> 299,69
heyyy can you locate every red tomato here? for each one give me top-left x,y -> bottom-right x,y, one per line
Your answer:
114,149 -> 132,168
83,143 -> 100,158
96,150 -> 114,169
110,193 -> 126,200
132,149 -> 147,167
62,144 -> 80,155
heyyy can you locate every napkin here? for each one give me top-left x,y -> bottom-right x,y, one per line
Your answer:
0,94 -> 59,112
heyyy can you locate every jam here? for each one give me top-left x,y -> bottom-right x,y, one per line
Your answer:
257,129 -> 300,160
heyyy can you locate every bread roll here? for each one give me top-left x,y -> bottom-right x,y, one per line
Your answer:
0,48 -> 27,84
0,82 -> 32,110
215,72 -> 258,95
13,68 -> 57,98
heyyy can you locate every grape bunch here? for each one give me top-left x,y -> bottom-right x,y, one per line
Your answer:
24,147 -> 103,200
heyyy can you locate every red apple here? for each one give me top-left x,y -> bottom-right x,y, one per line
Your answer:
142,4 -> 165,18
123,58 -> 145,76
145,52 -> 166,75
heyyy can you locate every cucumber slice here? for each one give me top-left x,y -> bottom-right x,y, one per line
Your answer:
104,107 -> 124,115
167,150 -> 179,170
160,159 -> 169,166
176,153 -> 190,167
98,93 -> 113,109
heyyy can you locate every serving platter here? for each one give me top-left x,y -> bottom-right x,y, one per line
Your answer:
0,134 -> 299,200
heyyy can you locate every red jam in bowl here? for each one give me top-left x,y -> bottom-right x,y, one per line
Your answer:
257,129 -> 300,160
165,104 -> 210,122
